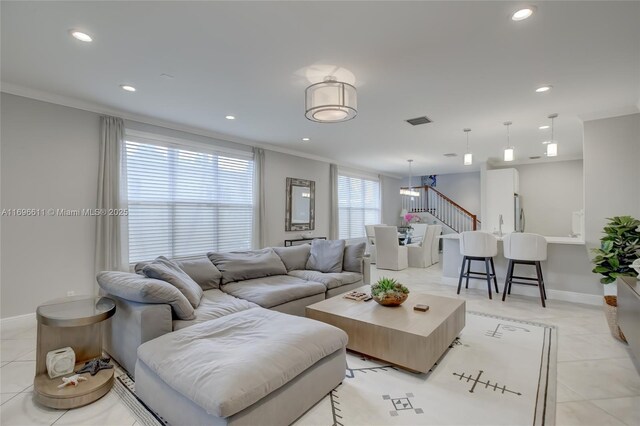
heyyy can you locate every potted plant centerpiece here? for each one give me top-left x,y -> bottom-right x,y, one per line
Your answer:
591,216 -> 640,342
371,277 -> 410,307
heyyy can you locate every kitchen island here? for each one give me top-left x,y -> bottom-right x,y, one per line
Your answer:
440,233 -> 601,304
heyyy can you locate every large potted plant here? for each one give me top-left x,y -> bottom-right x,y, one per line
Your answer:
591,216 -> 640,342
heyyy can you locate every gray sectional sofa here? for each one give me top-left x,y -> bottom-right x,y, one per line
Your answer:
98,241 -> 369,377
97,240 -> 367,425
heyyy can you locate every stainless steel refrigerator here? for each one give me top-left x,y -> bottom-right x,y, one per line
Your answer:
514,194 -> 525,232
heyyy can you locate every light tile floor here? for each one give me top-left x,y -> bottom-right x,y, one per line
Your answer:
1,264 -> 638,426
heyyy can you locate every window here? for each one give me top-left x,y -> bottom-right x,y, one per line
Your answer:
125,135 -> 254,262
338,174 -> 381,239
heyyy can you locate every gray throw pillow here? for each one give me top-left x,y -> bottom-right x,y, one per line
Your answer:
143,256 -> 203,308
96,271 -> 195,320
208,248 -> 288,285
343,242 -> 366,273
272,245 -> 311,271
134,256 -> 222,290
306,239 -> 346,273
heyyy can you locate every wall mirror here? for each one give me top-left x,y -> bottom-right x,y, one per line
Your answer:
285,177 -> 315,231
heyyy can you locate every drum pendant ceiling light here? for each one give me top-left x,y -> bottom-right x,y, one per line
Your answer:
305,76 -> 357,123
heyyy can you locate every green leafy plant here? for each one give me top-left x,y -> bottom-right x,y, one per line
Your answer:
371,277 -> 410,297
591,216 -> 640,284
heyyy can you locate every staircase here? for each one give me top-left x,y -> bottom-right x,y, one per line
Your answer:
401,185 -> 480,233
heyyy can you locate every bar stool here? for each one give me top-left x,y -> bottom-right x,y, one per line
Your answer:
502,233 -> 548,307
457,231 -> 499,299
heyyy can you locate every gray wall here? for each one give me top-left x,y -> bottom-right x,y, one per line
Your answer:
1,93 -> 101,318
1,94 -> 396,318
263,150 -> 330,247
507,160 -> 584,237
400,172 -> 481,218
584,113 -> 640,254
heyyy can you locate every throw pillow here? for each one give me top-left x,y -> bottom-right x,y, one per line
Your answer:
208,248 -> 288,285
343,242 -> 366,273
143,256 -> 203,308
272,245 -> 311,271
96,271 -> 195,320
306,239 -> 346,273
133,256 -> 222,289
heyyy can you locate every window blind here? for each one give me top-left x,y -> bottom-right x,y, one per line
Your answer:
125,138 -> 254,262
338,174 -> 381,239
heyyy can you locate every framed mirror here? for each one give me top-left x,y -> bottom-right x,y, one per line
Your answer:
285,177 -> 315,231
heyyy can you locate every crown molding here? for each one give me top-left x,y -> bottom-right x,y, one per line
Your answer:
577,104 -> 640,122
1,81 -> 402,179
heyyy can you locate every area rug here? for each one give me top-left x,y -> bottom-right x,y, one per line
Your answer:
295,311 -> 557,426
118,311 -> 556,426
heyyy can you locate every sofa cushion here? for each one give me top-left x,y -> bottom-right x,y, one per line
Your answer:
142,257 -> 203,308
343,242 -> 366,273
96,271 -> 195,320
135,256 -> 222,290
172,289 -> 259,331
272,245 -> 311,271
137,308 -> 348,418
306,239 -> 346,273
221,275 -> 325,308
288,270 -> 363,290
208,248 -> 288,285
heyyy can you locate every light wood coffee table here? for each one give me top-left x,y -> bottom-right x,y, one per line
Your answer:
306,286 -> 465,373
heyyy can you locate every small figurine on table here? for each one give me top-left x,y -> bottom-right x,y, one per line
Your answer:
75,357 -> 113,376
57,374 -> 87,389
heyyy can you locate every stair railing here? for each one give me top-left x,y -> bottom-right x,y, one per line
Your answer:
400,185 -> 479,233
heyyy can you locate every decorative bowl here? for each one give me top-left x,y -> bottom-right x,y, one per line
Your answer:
373,292 -> 409,307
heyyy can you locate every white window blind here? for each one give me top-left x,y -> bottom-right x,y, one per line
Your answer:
125,137 -> 254,262
338,174 -> 381,239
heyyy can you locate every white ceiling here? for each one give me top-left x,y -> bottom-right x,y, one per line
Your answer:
2,1 -> 639,176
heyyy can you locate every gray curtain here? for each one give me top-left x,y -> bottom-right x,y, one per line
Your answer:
329,164 -> 339,240
378,173 -> 386,225
253,147 -> 266,248
95,116 -> 129,281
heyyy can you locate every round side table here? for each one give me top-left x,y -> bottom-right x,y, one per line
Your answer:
34,296 -> 116,409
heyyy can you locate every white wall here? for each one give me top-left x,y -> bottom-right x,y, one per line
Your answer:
1,93 -> 101,318
503,160 -> 584,237
584,113 -> 640,252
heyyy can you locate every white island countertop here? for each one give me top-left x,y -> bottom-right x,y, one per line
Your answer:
439,233 -> 585,245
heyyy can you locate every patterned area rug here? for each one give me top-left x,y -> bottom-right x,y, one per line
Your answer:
296,312 -> 557,426
118,312 -> 556,426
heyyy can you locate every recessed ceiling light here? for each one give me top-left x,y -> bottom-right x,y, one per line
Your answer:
70,30 -> 92,42
120,85 -> 136,92
511,8 -> 534,21
535,85 -> 552,93
301,138 -> 310,141
225,115 -> 235,120
539,125 -> 550,130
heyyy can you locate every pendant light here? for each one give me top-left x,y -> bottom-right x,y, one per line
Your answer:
463,128 -> 472,166
305,76 -> 357,123
546,113 -> 558,157
503,121 -> 514,162
400,159 -> 420,197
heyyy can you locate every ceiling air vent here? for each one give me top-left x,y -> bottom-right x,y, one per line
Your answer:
443,153 -> 457,157
529,156 -> 541,160
406,116 -> 432,126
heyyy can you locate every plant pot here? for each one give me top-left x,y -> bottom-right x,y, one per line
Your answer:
603,295 -> 627,343
373,292 -> 408,307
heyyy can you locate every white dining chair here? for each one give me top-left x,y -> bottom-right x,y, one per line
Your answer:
374,226 -> 408,271
430,225 -> 443,265
457,231 -> 499,299
502,233 -> 548,307
410,224 -> 428,245
408,225 -> 435,268
364,224 -> 384,264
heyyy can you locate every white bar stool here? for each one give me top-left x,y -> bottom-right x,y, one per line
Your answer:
457,231 -> 499,299
502,233 -> 548,307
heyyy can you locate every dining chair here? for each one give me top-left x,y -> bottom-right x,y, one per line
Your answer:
408,225 -> 435,268
374,226 -> 408,271
364,224 -> 384,264
430,225 -> 443,265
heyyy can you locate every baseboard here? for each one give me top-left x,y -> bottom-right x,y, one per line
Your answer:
440,277 -> 603,306
0,312 -> 36,331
